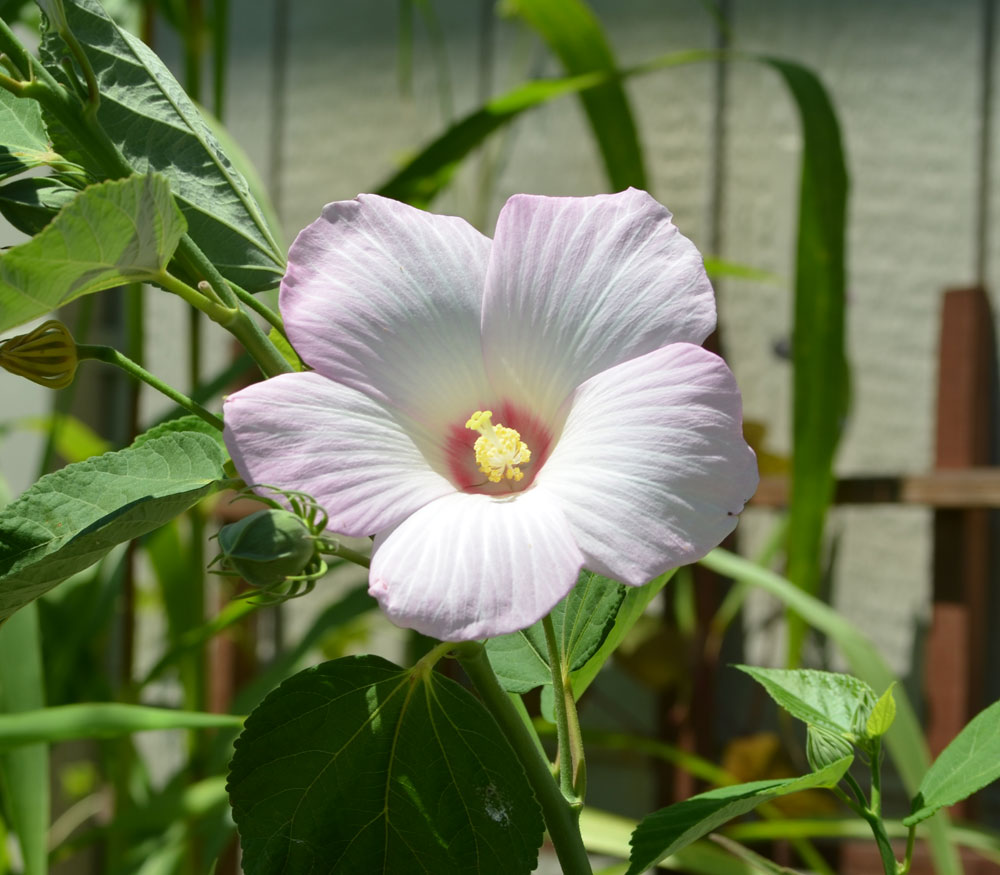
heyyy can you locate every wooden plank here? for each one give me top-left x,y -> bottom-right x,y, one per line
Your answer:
749,469 -> 1000,508
926,287 -> 995,822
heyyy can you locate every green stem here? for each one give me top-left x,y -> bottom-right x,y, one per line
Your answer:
317,539 -> 371,569
870,738 -> 883,817
843,771 -> 869,808
154,270 -> 237,324
543,614 -> 586,802
899,824 -> 917,875
455,642 -> 593,875
231,282 -> 285,335
0,17 -> 33,80
76,345 -> 223,431
831,785 -> 898,874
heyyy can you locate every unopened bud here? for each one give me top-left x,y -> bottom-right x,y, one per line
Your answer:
0,320 -> 78,389
215,508 -> 317,589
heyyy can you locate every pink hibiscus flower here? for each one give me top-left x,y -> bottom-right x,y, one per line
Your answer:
223,189 -> 758,641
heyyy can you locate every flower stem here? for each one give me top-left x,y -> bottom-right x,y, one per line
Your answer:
76,345 -> 223,431
230,282 -> 286,336
317,539 -> 371,569
542,614 -> 586,802
455,641 -> 593,875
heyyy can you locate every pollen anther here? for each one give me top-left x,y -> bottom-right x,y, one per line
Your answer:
465,410 -> 531,483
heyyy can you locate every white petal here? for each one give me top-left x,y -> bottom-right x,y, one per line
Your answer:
537,344 -> 758,585
482,189 -> 717,422
223,372 -> 454,537
280,194 -> 493,428
369,489 -> 584,641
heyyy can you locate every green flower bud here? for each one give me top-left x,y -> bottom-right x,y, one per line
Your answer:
806,724 -> 854,772
216,509 -> 317,588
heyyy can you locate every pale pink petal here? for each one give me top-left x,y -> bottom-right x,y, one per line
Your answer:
369,489 -> 585,641
537,343 -> 758,586
280,194 -> 493,429
482,189 -> 717,422
223,372 -> 454,537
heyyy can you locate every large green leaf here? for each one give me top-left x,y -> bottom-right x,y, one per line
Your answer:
0,173 -> 184,332
763,58 -> 850,665
735,666 -> 876,739
626,757 -> 853,875
40,0 -> 285,291
0,87 -> 59,181
905,697 -> 1000,827
485,570 -> 625,694
0,176 -> 79,237
700,548 -> 961,875
508,0 -> 646,191
0,430 -> 230,622
228,655 -> 544,875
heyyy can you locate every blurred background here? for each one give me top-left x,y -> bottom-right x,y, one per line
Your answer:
0,1 -> 998,872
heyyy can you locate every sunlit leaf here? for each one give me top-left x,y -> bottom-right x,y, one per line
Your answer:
0,430 -> 230,622
626,757 -> 852,875
485,570 -> 625,694
905,698 -> 1000,827
40,0 -> 285,291
0,173 -> 184,333
0,88 -> 59,181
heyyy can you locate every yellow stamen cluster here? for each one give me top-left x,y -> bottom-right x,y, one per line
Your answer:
465,410 -> 531,483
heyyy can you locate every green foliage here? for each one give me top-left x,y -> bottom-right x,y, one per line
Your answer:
865,683 -> 897,738
508,0 -> 646,191
214,509 -> 317,588
0,176 -> 79,236
626,756 -> 853,875
735,666 -> 876,740
0,703 -> 242,749
905,697 -> 1000,827
764,58 -> 850,665
485,570 -> 625,694
228,655 -> 545,875
39,0 -> 285,291
0,173 -> 184,333
0,429 -> 229,622
0,87 -> 58,181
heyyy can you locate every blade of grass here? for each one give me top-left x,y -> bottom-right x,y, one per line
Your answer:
508,0 -> 646,190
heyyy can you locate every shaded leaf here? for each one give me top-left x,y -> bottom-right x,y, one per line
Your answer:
486,569 -> 625,694
40,0 -> 284,291
0,176 -> 79,237
736,666 -> 875,739
626,757 -> 853,875
0,173 -> 184,333
905,698 -> 1000,827
0,430 -> 229,621
0,88 -> 59,182
763,58 -> 850,665
228,655 -> 544,874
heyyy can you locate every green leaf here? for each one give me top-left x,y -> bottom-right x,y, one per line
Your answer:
736,666 -> 875,738
579,807 -> 760,874
905,697 -> 1000,827
571,569 -> 676,699
40,0 -> 285,291
0,703 -> 243,749
508,0 -> 646,191
377,51 -> 714,208
763,57 -> 850,665
865,683 -> 897,739
485,570 -> 625,694
701,548 -> 962,875
0,87 -> 59,181
0,430 -> 229,622
228,655 -> 544,874
0,176 -> 79,237
130,413 -> 226,450
627,757 -> 852,875
0,173 -> 184,333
